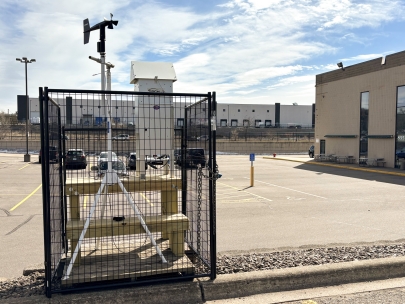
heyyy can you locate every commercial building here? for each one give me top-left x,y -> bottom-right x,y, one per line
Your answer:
216,103 -> 314,128
314,50 -> 405,168
22,98 -> 314,129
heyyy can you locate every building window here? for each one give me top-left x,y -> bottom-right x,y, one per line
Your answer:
360,91 -> 369,158
265,120 -> 272,127
252,109 -> 255,112
320,139 -> 325,154
396,86 -> 405,167
243,119 -> 249,127
177,118 -> 184,127
220,119 -> 227,127
238,109 -> 240,112
223,109 -> 226,112
231,119 -> 238,127
255,119 -> 261,127
267,110 -> 269,113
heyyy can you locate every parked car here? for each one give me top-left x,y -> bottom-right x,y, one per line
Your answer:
175,148 -> 206,168
197,135 -> 209,141
39,146 -> 58,164
128,152 -> 148,170
309,145 -> 314,158
128,152 -> 137,170
146,154 -> 170,169
98,159 -> 128,177
128,152 -> 168,170
65,149 -> 87,169
97,151 -> 117,166
187,136 -> 198,141
50,133 -> 69,140
396,148 -> 405,159
112,134 -> 130,141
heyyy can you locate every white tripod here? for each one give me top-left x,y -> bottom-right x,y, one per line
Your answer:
63,51 -> 167,280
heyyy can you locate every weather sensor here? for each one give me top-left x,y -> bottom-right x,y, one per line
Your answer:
83,13 -> 118,53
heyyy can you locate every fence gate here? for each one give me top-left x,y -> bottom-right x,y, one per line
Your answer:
40,87 -> 217,297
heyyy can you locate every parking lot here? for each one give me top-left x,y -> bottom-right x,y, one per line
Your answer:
2,153 -> 405,279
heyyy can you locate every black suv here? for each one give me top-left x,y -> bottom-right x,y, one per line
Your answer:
127,152 -> 148,170
176,148 -> 206,168
309,145 -> 314,158
39,146 -> 58,164
65,149 -> 87,169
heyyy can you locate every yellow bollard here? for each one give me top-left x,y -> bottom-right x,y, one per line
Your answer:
250,165 -> 254,187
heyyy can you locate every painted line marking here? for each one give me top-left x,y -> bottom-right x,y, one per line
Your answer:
83,196 -> 88,208
18,163 -> 31,170
218,182 -> 272,202
9,184 -> 42,212
140,192 -> 153,206
247,178 -> 328,200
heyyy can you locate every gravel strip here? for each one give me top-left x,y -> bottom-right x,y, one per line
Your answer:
0,271 -> 45,300
2,244 -> 405,300
217,244 -> 405,274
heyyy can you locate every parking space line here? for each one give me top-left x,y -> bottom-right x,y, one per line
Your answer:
218,182 -> 272,202
140,192 -> 153,206
251,179 -> 328,199
9,184 -> 42,212
18,163 -> 31,170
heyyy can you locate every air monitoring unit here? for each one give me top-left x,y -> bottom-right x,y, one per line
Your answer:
130,61 -> 177,178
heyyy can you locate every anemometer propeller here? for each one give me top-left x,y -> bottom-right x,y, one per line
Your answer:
83,13 -> 118,52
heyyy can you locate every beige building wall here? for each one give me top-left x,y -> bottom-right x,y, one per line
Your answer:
315,51 -> 405,168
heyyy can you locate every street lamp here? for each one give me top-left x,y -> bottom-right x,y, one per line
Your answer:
16,57 -> 36,162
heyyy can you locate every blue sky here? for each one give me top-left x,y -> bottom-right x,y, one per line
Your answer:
1,0 -> 405,113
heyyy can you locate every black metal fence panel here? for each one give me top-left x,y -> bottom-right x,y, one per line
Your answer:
182,96 -> 218,278
40,88 -> 216,296
40,88 -> 66,297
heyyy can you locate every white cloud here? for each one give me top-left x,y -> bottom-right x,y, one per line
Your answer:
1,0 -> 405,112
267,75 -> 315,89
341,54 -> 383,62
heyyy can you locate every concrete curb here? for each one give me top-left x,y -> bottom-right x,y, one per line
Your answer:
201,256 -> 405,301
8,257 -> 405,303
5,281 -> 203,304
23,263 -> 44,276
263,156 -> 405,177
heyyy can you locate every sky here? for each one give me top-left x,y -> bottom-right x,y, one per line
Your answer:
1,0 -> 405,113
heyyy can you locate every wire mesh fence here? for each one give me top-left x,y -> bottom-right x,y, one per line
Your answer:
40,88 -> 217,297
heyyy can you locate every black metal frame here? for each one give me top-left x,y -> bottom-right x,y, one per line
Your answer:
40,87 -> 217,297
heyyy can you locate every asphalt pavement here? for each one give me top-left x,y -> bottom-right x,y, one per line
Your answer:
3,152 -> 405,303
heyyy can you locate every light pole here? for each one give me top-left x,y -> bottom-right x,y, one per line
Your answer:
16,57 -> 36,162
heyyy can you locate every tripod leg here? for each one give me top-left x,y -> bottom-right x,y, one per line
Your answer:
95,185 -> 108,250
63,176 -> 107,280
117,178 -> 168,263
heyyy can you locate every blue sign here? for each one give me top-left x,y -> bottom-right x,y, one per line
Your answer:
250,153 -> 255,161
